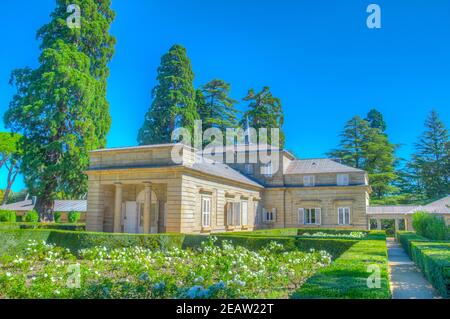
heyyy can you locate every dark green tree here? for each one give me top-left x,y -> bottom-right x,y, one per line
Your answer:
328,115 -> 398,198
4,0 -> 115,220
241,87 -> 285,148
366,108 -> 387,132
408,110 -> 449,200
0,132 -> 22,205
138,45 -> 198,145
198,79 -> 238,132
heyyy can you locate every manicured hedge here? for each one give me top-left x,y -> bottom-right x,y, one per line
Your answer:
1,228 -> 367,259
397,231 -> 450,298
0,222 -> 86,232
217,228 -> 370,238
292,231 -> 391,299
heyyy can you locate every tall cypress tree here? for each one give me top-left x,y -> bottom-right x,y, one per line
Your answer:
408,110 -> 449,200
241,87 -> 285,148
198,79 -> 238,132
138,45 -> 198,145
4,0 -> 115,220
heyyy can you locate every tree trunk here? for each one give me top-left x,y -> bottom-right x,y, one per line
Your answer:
35,198 -> 55,222
1,161 -> 18,205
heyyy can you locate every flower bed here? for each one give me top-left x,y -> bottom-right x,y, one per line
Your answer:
299,231 -> 367,239
0,238 -> 332,299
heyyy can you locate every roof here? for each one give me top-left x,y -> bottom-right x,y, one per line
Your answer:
191,158 -> 263,188
407,196 -> 450,214
199,143 -> 296,160
0,199 -> 87,212
367,205 -> 418,215
90,143 -> 189,153
286,158 -> 365,174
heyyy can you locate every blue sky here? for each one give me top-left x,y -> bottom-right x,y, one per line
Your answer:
1,0 -> 449,192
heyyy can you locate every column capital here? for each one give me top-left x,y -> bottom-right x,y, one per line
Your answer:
143,181 -> 152,187
114,182 -> 123,187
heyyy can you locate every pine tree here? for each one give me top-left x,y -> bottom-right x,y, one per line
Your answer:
328,115 -> 397,198
366,108 -> 387,132
138,45 -> 198,145
241,87 -> 285,148
4,0 -> 115,220
198,79 -> 238,132
408,110 -> 449,200
328,116 -> 371,169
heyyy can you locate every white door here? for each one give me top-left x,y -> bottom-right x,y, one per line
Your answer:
124,201 -> 139,233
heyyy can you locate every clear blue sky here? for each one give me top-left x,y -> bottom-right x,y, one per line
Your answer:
1,0 -> 449,192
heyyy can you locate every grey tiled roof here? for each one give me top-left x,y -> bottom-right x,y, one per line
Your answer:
367,205 -> 418,215
407,196 -> 450,214
191,159 -> 262,188
286,159 -> 365,174
0,200 -> 86,212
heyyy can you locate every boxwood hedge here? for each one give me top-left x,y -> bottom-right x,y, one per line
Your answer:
397,231 -> 450,298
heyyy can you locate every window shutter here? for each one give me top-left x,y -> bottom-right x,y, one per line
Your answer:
298,208 -> 304,225
272,208 -> 277,222
121,203 -> 126,226
226,203 -> 233,226
316,208 -> 321,225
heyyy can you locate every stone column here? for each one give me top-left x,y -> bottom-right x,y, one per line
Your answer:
377,219 -> 382,230
143,182 -> 152,234
113,183 -> 123,233
394,218 -> 399,232
404,218 -> 408,231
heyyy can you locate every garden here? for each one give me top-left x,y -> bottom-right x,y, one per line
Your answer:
0,226 -> 391,299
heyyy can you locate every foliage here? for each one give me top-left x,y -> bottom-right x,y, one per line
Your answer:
365,108 -> 387,132
407,110 -> 449,200
241,87 -> 285,148
412,212 -> 448,240
4,0 -> 116,218
328,114 -> 398,199
68,211 -> 81,223
0,237 -> 332,299
292,231 -> 390,299
299,231 -> 366,239
197,79 -> 239,136
24,211 -> 39,223
0,210 -> 16,223
138,45 -> 198,145
0,132 -> 23,205
53,212 -> 62,223
397,231 -> 449,298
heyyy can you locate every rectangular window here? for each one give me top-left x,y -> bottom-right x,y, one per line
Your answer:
338,207 -> 351,225
241,201 -> 248,226
202,197 -> 211,227
263,208 -> 276,222
303,175 -> 315,187
303,208 -> 316,224
261,163 -> 273,176
254,201 -> 260,224
226,202 -> 233,226
337,174 -> 349,186
233,202 -> 241,226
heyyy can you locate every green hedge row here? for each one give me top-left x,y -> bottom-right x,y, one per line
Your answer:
397,231 -> 450,298
0,228 -> 371,259
0,222 -> 86,232
292,232 -> 391,299
217,228 -> 370,238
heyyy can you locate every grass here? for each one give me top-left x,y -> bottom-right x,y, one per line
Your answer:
291,232 -> 391,299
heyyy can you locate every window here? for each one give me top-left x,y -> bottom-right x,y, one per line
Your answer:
202,197 -> 211,227
338,207 -> 351,225
299,208 -> 321,225
241,201 -> 248,226
263,208 -> 276,222
254,201 -> 260,224
261,163 -> 273,176
244,164 -> 253,174
337,174 -> 349,186
226,202 -> 233,226
303,175 -> 315,187
233,202 -> 241,226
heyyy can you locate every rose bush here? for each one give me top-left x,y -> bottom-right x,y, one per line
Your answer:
0,237 -> 332,299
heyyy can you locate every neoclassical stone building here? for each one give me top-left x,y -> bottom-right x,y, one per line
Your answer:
85,143 -> 371,234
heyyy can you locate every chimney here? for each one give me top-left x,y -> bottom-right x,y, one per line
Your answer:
31,196 -> 37,206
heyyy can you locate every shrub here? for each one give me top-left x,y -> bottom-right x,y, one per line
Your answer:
0,210 -> 16,223
24,210 -> 39,223
54,212 -> 62,223
68,211 -> 81,223
412,212 -> 448,240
